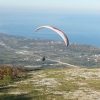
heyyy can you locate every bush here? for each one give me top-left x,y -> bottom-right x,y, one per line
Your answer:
0,65 -> 27,80
3,75 -> 12,85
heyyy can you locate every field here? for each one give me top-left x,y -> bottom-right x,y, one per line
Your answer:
1,67 -> 100,100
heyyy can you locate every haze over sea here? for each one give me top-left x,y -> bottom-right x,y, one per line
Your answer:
0,11 -> 100,47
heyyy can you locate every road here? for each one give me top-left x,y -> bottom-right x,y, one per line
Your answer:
34,54 -> 78,67
47,58 -> 78,67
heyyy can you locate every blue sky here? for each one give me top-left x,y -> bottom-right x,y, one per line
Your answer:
0,0 -> 100,46
0,0 -> 100,14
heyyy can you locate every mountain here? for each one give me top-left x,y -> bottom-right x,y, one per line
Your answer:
0,33 -> 100,68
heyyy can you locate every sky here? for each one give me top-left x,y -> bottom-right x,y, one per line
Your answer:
0,0 -> 100,47
0,0 -> 100,14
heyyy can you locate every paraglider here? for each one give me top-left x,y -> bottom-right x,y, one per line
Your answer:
42,56 -> 45,61
35,26 -> 69,46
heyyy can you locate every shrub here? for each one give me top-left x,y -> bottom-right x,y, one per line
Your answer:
3,75 -> 12,84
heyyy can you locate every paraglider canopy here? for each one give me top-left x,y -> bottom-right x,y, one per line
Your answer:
35,26 -> 69,46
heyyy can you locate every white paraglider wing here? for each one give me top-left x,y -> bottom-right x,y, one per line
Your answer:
35,26 -> 69,46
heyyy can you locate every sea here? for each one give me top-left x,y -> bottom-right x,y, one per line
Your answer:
0,11 -> 100,47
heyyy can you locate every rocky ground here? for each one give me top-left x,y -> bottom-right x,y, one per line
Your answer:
1,67 -> 100,100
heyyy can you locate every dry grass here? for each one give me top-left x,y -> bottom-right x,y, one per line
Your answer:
1,67 -> 100,100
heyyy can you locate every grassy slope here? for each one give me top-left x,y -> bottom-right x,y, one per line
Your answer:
0,67 -> 100,100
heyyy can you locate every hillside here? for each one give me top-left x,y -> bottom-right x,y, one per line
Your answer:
1,68 -> 100,100
0,33 -> 100,100
0,33 -> 100,68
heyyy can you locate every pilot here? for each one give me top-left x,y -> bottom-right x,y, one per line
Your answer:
42,56 -> 45,61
